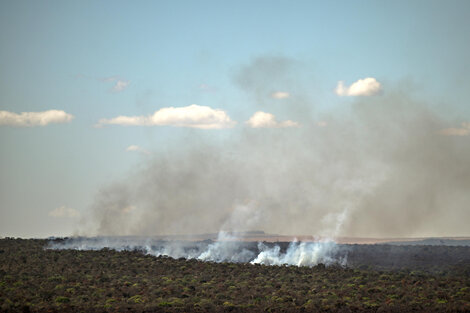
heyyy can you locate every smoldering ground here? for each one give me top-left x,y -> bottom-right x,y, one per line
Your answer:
49,235 -> 346,267
81,56 -> 470,241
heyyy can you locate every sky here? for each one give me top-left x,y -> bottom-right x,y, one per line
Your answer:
1,0 -> 470,238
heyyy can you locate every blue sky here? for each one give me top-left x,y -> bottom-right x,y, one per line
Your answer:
1,0 -> 470,238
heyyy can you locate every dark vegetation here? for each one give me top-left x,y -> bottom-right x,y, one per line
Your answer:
0,238 -> 469,312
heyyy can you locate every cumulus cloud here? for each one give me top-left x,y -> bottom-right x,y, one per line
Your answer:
335,77 -> 382,96
49,206 -> 80,218
440,122 -> 470,136
271,91 -> 290,99
246,111 -> 299,128
126,145 -> 150,154
97,104 -> 236,129
0,110 -> 74,127
97,116 -> 144,126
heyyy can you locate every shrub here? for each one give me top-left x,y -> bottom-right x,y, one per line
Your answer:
55,296 -> 70,304
128,295 -> 144,304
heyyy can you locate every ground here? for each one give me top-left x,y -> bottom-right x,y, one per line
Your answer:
0,238 -> 469,312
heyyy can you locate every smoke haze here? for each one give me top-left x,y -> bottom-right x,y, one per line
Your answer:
81,56 -> 470,239
49,235 -> 345,267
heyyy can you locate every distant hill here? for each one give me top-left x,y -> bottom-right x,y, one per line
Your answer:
386,238 -> 470,246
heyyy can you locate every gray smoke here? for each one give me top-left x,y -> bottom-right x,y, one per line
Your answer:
48,235 -> 345,267
82,55 -> 469,240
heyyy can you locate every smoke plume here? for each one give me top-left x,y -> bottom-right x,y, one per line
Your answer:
81,55 -> 469,243
49,234 -> 345,267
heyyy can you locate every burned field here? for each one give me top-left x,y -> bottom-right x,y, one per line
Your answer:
0,238 -> 469,312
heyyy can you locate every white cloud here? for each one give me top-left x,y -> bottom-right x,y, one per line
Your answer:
97,104 -> 236,129
317,121 -> 328,127
271,91 -> 290,99
97,115 -> 145,126
96,76 -> 130,92
49,206 -> 80,218
0,110 -> 74,127
335,77 -> 382,96
246,111 -> 299,128
111,80 -> 130,92
126,145 -> 150,154
126,145 -> 140,152
440,122 -> 470,136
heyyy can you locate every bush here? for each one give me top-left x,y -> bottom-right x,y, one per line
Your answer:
55,296 -> 70,303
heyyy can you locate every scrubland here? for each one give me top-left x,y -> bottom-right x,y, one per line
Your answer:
0,238 -> 469,312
